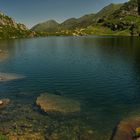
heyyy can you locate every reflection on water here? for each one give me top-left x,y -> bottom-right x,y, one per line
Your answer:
0,36 -> 140,139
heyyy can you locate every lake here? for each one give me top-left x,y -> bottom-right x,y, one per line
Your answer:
0,36 -> 140,140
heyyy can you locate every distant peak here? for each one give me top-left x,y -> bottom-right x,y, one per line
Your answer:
44,20 -> 58,24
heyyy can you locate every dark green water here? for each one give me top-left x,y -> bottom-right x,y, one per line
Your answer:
0,36 -> 140,140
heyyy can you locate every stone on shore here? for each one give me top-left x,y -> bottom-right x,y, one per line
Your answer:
111,116 -> 140,140
36,93 -> 81,114
0,72 -> 24,82
0,98 -> 10,108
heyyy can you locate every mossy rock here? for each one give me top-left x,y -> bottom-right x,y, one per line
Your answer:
36,93 -> 81,114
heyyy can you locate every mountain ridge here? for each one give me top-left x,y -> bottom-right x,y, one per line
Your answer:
0,0 -> 140,38
31,3 -> 123,33
31,0 -> 140,36
31,20 -> 60,32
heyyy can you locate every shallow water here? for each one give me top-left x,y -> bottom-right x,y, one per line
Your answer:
0,36 -> 140,139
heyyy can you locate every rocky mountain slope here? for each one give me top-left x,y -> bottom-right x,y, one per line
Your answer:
103,0 -> 139,29
0,12 -> 36,39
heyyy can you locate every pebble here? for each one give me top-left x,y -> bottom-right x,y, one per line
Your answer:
0,100 -> 3,105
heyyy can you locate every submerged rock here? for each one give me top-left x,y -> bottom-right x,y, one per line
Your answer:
0,98 -> 10,108
111,117 -> 140,140
0,72 -> 24,82
36,93 -> 81,114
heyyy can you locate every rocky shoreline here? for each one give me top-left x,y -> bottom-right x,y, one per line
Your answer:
1,90 -> 140,140
0,71 -> 140,140
0,97 -> 94,140
110,116 -> 140,140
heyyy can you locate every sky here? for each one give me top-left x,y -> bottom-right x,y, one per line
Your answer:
0,0 -> 128,28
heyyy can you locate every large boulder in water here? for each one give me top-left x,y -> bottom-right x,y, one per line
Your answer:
36,93 -> 81,114
111,117 -> 140,140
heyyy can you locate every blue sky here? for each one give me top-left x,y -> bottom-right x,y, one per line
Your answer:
0,0 -> 128,28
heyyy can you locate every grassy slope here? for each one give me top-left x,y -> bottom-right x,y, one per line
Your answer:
83,0 -> 140,36
31,20 -> 60,32
82,25 -> 130,36
93,3 -> 123,20
32,1 -> 136,36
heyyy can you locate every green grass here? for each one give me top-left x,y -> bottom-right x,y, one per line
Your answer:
82,25 -> 132,36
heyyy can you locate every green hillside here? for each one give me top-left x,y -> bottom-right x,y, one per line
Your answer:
1,0 -> 140,38
101,0 -> 140,36
60,14 -> 95,30
31,0 -> 140,36
82,0 -> 140,36
31,2 -> 126,35
31,20 -> 60,32
93,3 -> 123,21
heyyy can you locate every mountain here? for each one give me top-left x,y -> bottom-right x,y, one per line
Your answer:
31,14 -> 96,32
1,0 -> 138,38
111,0 -> 138,18
101,0 -> 139,34
31,20 -> 60,32
31,3 -> 123,34
31,0 -> 140,36
60,18 -> 78,30
0,12 -> 36,39
60,14 -> 95,30
0,0 -> 139,38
